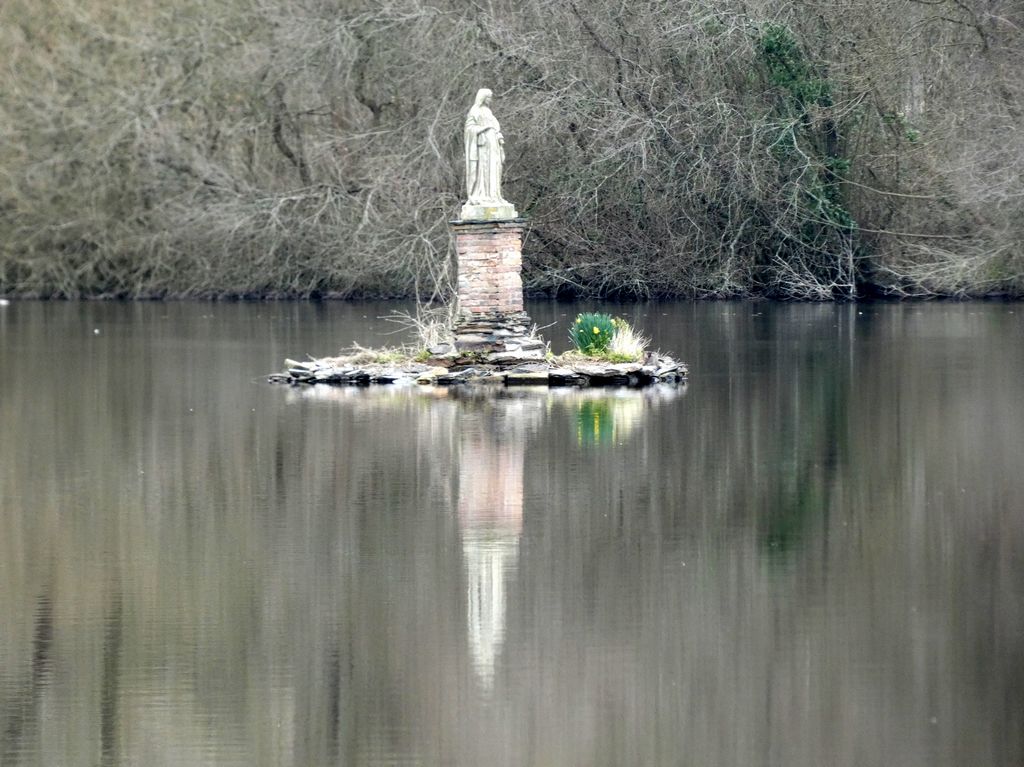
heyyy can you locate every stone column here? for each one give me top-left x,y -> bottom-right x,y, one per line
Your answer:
450,219 -> 542,356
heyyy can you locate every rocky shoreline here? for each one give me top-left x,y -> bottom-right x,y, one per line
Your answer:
270,352 -> 687,388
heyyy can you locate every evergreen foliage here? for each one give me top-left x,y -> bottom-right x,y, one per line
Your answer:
757,22 -> 857,297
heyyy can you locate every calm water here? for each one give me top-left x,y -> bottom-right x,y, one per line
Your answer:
1,300 -> 1022,766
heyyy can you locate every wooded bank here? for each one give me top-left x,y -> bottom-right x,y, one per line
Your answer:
1,0 -> 1021,300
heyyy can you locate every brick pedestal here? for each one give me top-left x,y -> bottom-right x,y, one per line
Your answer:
450,218 -> 543,357
451,219 -> 526,316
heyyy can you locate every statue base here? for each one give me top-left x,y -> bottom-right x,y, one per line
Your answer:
451,310 -> 545,360
450,218 -> 540,360
459,202 -> 518,221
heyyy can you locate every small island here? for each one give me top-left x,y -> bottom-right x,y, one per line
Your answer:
272,328 -> 687,389
273,89 -> 687,389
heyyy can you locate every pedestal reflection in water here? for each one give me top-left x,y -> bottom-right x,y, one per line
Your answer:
456,395 -> 531,690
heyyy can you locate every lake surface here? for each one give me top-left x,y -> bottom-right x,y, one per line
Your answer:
1,300 -> 1022,766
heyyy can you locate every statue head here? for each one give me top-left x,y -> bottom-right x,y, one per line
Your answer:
472,88 -> 493,109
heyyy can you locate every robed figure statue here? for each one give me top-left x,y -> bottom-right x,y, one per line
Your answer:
461,88 -> 517,220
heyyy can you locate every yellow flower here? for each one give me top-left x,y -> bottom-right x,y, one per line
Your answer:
593,326 -> 600,334
576,318 -> 581,324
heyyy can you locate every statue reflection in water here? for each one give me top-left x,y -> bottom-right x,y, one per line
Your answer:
455,394 -> 540,690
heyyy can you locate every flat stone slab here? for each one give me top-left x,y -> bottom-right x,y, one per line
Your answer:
506,370 -> 550,385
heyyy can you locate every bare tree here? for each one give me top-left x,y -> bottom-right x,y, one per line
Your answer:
0,0 -> 1020,299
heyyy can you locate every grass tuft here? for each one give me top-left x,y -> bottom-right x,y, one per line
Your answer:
332,343 -> 417,365
608,318 -> 649,360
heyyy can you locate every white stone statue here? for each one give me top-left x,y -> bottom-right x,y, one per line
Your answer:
461,88 -> 518,221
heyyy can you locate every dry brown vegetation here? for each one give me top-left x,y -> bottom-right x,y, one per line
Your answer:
0,0 -> 1021,299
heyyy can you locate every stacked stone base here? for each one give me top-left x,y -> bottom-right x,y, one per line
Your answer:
449,310 -> 545,362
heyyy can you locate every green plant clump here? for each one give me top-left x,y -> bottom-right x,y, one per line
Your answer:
758,23 -> 833,110
569,313 -> 616,354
